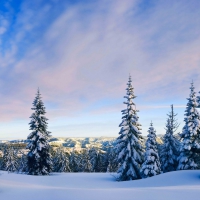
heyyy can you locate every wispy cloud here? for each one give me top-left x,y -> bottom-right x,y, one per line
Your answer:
0,0 -> 200,137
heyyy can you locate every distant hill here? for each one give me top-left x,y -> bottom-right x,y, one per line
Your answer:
49,137 -> 116,150
0,136 -> 164,149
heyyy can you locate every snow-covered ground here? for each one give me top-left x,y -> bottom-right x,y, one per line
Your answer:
1,170 -> 200,200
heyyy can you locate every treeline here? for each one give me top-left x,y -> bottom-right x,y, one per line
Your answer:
1,77 -> 200,182
0,145 -> 118,173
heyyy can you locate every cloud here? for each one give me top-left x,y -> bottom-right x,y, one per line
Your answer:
0,0 -> 200,124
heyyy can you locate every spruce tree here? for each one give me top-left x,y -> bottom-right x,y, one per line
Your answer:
80,149 -> 92,172
1,146 -> 19,172
106,149 -> 119,173
140,122 -> 161,178
0,145 -> 9,170
89,147 -> 101,172
7,148 -> 19,172
196,89 -> 200,154
53,147 -> 70,172
160,105 -> 180,172
69,149 -> 81,172
115,75 -> 144,181
197,91 -> 200,108
18,151 -> 28,173
177,82 -> 200,170
89,147 -> 108,172
27,89 -> 52,175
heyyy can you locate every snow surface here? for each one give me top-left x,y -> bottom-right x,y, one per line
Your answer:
1,170 -> 200,200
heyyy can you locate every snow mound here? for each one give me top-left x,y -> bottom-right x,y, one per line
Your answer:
1,170 -> 200,200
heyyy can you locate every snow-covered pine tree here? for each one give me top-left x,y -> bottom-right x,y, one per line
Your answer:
196,90 -> 200,167
106,148 -> 119,173
80,149 -> 92,172
89,147 -> 100,172
18,151 -> 28,173
53,147 -> 70,172
0,145 -> 9,170
89,147 -> 109,172
160,105 -> 180,172
27,89 -> 52,175
197,90 -> 200,108
7,147 -> 19,172
69,149 -> 81,172
115,75 -> 144,181
1,146 -> 19,172
177,82 -> 200,170
168,105 -> 179,135
140,122 -> 161,178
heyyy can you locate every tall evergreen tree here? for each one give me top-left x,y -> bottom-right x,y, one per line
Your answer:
168,105 -> 179,135
140,122 -> 161,178
160,105 -> 180,172
177,82 -> 200,170
196,89 -> 200,154
115,75 -> 144,181
27,89 -> 52,175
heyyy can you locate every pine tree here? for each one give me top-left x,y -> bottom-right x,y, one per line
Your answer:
0,145 -> 9,170
89,147 -> 108,172
197,91 -> 200,108
1,146 -> 19,172
18,151 -> 28,173
89,147 -> 101,172
69,149 -> 81,172
196,90 -> 200,166
177,82 -> 200,170
27,89 -> 52,175
80,149 -> 92,172
160,105 -> 180,172
53,147 -> 70,172
115,75 -> 144,181
106,149 -> 119,173
140,122 -> 161,178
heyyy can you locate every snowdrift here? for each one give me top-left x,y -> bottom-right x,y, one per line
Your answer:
0,170 -> 200,200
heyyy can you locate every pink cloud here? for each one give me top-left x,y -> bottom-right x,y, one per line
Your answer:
0,0 -> 200,122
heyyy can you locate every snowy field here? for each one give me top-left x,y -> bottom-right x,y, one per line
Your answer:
1,170 -> 200,200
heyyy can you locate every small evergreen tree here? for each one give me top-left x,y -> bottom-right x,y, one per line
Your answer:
27,89 -> 52,175
69,149 -> 81,172
140,122 -> 161,178
160,105 -> 180,172
106,149 -> 119,173
177,82 -> 200,170
80,149 -> 92,172
1,146 -> 19,172
53,147 -> 70,172
89,147 -> 109,172
196,91 -> 200,167
115,75 -> 144,181
89,147 -> 101,172
196,91 -> 200,108
0,145 -> 9,170
18,151 -> 28,173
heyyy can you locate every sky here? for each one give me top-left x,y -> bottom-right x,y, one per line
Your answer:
0,0 -> 200,140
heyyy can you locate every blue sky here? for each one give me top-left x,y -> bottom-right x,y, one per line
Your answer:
0,0 -> 200,139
